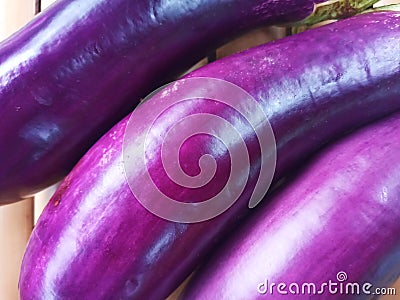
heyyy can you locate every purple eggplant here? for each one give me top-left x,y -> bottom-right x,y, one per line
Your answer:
19,11 -> 400,300
181,112 -> 400,300
0,0 -> 360,203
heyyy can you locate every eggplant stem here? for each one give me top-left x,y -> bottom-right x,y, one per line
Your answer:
290,1 -> 400,35
292,0 -> 380,27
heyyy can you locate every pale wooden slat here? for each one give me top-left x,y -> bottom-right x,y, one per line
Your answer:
34,183 -> 59,224
0,1 -> 36,299
217,26 -> 286,59
0,200 -> 33,300
374,0 -> 400,6
41,0 -> 57,10
0,0 -> 36,41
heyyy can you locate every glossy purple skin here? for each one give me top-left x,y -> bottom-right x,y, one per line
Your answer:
0,0 -> 321,202
181,113 -> 400,300
20,12 -> 400,300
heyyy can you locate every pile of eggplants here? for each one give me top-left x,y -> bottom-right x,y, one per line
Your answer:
18,8 -> 400,300
181,111 -> 400,300
0,0 -> 363,202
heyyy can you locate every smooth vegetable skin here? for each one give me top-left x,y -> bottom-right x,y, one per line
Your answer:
181,112 -> 400,300
20,12 -> 400,300
0,0 -> 331,202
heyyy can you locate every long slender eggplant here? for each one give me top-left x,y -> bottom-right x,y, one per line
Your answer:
0,0 -> 368,202
181,112 -> 400,300
19,11 -> 400,300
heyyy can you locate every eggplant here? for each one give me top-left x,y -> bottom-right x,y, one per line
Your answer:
181,112 -> 400,300
19,11 -> 400,300
0,0 -> 368,203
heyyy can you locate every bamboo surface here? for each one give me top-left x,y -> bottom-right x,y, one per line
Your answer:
41,0 -> 56,10
0,0 -> 399,299
0,1 -> 36,299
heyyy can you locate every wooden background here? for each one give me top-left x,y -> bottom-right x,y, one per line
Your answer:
0,0 -> 399,299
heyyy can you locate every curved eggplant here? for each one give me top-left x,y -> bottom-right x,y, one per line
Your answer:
0,0 -> 355,202
19,11 -> 400,299
181,112 -> 400,300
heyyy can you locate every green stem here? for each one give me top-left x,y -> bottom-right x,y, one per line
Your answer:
292,0 -> 381,27
290,1 -> 400,35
